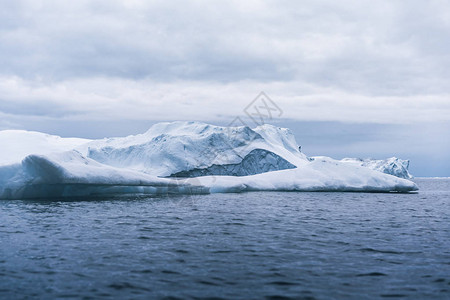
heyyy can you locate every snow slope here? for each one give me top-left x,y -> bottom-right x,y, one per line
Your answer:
0,122 -> 418,199
0,130 -> 90,166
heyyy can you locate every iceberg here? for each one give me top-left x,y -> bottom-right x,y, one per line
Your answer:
311,157 -> 413,179
0,122 -> 418,199
342,157 -> 413,179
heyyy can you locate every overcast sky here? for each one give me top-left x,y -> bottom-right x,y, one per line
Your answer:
1,0 -> 449,176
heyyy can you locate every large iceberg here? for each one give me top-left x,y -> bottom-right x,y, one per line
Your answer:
0,122 -> 418,199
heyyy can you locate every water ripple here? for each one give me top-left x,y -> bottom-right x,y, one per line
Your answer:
0,178 -> 449,299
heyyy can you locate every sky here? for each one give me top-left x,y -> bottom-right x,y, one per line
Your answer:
0,0 -> 449,176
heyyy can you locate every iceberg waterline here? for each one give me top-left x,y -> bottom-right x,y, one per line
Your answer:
0,122 -> 418,199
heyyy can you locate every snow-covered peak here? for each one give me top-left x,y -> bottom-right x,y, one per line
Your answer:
253,124 -> 305,165
80,121 -> 308,176
145,121 -> 235,137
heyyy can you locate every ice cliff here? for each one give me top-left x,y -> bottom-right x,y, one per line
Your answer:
0,122 -> 418,199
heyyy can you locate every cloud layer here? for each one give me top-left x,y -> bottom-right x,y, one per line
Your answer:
1,0 -> 450,125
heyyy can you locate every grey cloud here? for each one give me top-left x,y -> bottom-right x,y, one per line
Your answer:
0,0 -> 449,96
0,99 -> 80,117
0,0 -> 296,82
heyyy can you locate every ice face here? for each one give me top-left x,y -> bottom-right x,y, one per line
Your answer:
169,149 -> 296,177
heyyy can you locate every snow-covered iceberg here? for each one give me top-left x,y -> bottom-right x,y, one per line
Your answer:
0,122 -> 418,199
343,157 -> 412,179
311,156 -> 413,179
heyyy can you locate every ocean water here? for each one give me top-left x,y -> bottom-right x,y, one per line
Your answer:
0,178 -> 449,299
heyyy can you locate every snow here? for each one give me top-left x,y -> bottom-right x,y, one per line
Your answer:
79,121 -> 309,176
342,157 -> 412,179
185,159 -> 417,193
312,156 -> 413,179
0,151 -> 208,199
0,122 -> 418,199
0,130 -> 90,166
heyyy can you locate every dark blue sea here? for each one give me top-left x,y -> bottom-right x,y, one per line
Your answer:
0,178 -> 449,299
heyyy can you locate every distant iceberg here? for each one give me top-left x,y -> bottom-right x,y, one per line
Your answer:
0,122 -> 418,199
341,157 -> 412,179
311,157 -> 413,179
